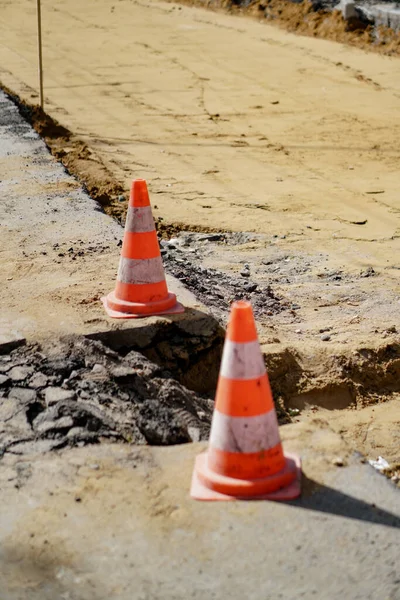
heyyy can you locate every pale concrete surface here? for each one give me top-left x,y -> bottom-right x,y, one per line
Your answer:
0,419 -> 398,600
0,90 -> 222,390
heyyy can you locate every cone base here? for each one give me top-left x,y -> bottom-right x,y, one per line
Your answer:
190,452 -> 301,501
102,292 -> 184,319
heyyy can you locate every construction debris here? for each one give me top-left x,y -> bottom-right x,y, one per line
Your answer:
0,337 -> 213,457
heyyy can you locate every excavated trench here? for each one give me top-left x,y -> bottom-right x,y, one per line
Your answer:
0,336 -> 215,457
1,295 -> 398,460
1,89 -> 400,459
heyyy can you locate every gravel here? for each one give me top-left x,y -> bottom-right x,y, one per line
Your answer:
161,233 -> 286,323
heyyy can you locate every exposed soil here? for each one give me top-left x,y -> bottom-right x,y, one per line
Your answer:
305,399 -> 400,486
160,231 -> 400,413
169,0 -> 400,56
0,336 -> 214,457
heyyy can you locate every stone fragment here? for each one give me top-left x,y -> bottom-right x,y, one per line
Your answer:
0,398 -> 24,421
8,439 -> 61,455
0,399 -> 33,436
92,363 -> 108,376
29,372 -> 49,389
244,283 -> 258,293
36,416 -> 74,434
124,351 -> 164,378
34,399 -> 115,432
44,387 -> 76,406
8,366 -> 34,382
66,426 -> 88,439
66,428 -> 100,444
111,365 -> 137,380
360,266 -> 376,278
0,375 -> 10,387
188,427 -> 201,442
9,387 -> 37,403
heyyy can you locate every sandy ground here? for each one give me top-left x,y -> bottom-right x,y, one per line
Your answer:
0,0 -> 399,460
0,0 -> 399,275
315,397 -> 400,465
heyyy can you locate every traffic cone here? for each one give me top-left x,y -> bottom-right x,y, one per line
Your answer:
190,300 -> 301,501
102,179 -> 184,318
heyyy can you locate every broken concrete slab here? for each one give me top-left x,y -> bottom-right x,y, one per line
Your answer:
44,387 -> 76,406
0,419 -> 398,600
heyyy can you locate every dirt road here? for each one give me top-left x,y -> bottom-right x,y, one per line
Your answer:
0,0 -> 399,276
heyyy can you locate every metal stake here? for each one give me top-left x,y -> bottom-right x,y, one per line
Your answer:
36,0 -> 44,109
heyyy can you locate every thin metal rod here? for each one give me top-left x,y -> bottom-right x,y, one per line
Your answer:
36,0 -> 44,109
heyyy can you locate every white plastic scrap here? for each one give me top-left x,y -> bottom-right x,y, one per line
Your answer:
368,456 -> 390,471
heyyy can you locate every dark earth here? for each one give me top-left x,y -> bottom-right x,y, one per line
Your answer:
161,233 -> 287,323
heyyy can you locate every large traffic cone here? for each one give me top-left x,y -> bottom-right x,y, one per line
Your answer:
191,300 -> 301,501
102,179 -> 184,318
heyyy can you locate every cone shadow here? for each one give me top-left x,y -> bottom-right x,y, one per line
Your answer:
287,473 -> 400,529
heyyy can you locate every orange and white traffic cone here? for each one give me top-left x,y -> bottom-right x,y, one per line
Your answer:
102,179 -> 184,318
190,300 -> 301,501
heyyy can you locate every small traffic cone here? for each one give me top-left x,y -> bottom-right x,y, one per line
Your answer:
190,300 -> 301,501
102,179 -> 184,318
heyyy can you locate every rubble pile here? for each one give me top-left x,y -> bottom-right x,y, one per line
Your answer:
0,337 -> 213,456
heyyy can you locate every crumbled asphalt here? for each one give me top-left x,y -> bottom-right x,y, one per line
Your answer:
0,337 -> 213,457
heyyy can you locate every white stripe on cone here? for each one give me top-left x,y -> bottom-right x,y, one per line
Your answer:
209,409 -> 281,454
117,256 -> 165,284
125,206 -> 155,233
219,340 -> 266,380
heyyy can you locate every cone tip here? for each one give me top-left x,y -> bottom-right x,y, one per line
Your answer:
231,299 -> 252,312
130,179 -> 150,207
227,300 -> 257,343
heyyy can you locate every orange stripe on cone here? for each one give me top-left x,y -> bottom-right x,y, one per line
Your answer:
102,179 -> 184,318
121,231 -> 161,260
214,375 -> 274,417
114,280 -> 169,304
190,300 -> 301,501
208,441 -> 285,481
